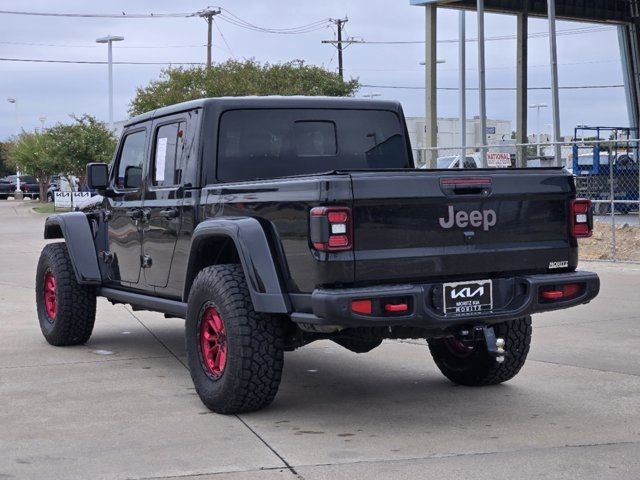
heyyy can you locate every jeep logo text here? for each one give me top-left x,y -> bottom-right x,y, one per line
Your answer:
439,205 -> 497,231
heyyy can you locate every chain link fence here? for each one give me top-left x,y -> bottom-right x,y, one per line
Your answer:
413,138 -> 640,263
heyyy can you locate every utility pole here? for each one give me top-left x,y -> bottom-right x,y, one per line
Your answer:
199,8 -> 221,69
322,18 -> 349,79
529,103 -> 548,157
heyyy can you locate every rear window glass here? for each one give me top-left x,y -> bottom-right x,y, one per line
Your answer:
217,109 -> 410,182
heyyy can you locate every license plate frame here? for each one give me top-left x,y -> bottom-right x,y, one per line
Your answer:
442,279 -> 493,316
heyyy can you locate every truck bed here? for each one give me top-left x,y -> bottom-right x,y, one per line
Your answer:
206,167 -> 577,294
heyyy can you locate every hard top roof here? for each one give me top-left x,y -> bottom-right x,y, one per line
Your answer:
125,96 -> 404,128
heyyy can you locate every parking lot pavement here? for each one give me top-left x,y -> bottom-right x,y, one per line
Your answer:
1,199 -> 639,480
598,214 -> 640,226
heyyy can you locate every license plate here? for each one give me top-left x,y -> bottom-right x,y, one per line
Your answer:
443,280 -> 493,316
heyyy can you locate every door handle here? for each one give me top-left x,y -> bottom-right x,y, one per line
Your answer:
159,208 -> 179,219
126,209 -> 143,220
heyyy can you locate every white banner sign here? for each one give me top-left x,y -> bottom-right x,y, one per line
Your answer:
54,191 -> 72,208
487,152 -> 511,168
72,192 -> 92,205
54,191 -> 94,209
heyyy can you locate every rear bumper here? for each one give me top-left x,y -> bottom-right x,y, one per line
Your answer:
291,271 -> 600,329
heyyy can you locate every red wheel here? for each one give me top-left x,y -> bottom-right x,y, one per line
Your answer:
443,337 -> 474,358
43,271 -> 57,321
186,264 -> 284,414
199,306 -> 227,379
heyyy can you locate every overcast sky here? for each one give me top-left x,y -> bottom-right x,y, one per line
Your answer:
0,0 -> 629,139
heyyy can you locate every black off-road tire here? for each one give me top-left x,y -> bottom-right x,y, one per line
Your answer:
333,337 -> 383,353
428,316 -> 532,386
186,264 -> 285,414
35,242 -> 97,346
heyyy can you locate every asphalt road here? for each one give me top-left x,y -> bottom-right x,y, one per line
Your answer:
1,199 -> 640,480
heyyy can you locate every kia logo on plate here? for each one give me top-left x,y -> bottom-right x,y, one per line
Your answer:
439,205 -> 497,231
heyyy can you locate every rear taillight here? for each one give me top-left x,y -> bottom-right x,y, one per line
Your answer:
570,199 -> 593,238
310,206 -> 352,251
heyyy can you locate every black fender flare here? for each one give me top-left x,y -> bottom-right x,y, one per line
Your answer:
185,217 -> 291,313
44,213 -> 102,285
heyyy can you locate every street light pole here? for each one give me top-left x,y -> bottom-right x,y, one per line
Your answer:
96,35 -> 124,131
6,97 -> 21,196
529,103 -> 548,157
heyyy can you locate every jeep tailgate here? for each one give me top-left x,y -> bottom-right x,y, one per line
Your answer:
350,169 -> 576,284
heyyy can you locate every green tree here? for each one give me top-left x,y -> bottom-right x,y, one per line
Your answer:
0,142 -> 13,177
47,115 -> 117,187
130,59 -> 361,116
6,131 -> 62,201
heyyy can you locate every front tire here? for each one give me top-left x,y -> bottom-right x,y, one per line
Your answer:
428,316 -> 532,386
35,242 -> 96,346
186,264 -> 284,414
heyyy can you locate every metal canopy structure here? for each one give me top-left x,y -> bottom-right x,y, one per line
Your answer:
411,0 -> 633,24
411,0 -> 640,168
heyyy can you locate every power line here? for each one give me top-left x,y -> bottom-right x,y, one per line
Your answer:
0,9 -> 195,18
0,57 -> 205,65
213,18 -> 236,58
0,40 -> 206,49
217,8 -> 331,34
362,83 -> 625,91
345,58 -> 621,73
351,26 -> 616,45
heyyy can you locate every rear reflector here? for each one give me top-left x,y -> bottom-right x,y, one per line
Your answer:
384,303 -> 409,313
539,283 -> 583,302
351,299 -> 372,315
570,199 -> 593,238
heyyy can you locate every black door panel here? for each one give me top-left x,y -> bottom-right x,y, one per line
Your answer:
142,118 -> 188,289
106,128 -> 148,286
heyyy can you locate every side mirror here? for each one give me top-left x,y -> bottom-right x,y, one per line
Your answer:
86,163 -> 109,190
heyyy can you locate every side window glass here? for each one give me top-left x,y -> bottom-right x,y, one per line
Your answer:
153,121 -> 186,187
116,130 -> 147,190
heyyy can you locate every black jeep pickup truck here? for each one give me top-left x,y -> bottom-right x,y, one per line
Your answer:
36,97 -> 599,414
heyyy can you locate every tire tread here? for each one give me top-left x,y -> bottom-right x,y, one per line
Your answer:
36,242 -> 96,346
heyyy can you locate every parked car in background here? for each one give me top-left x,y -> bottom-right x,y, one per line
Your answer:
18,175 -> 40,199
0,175 -> 39,199
0,175 -> 17,199
434,154 -> 481,169
47,175 -> 77,202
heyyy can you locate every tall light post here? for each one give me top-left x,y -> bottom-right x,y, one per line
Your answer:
96,35 -> 124,130
529,103 -> 548,157
6,97 -> 21,196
